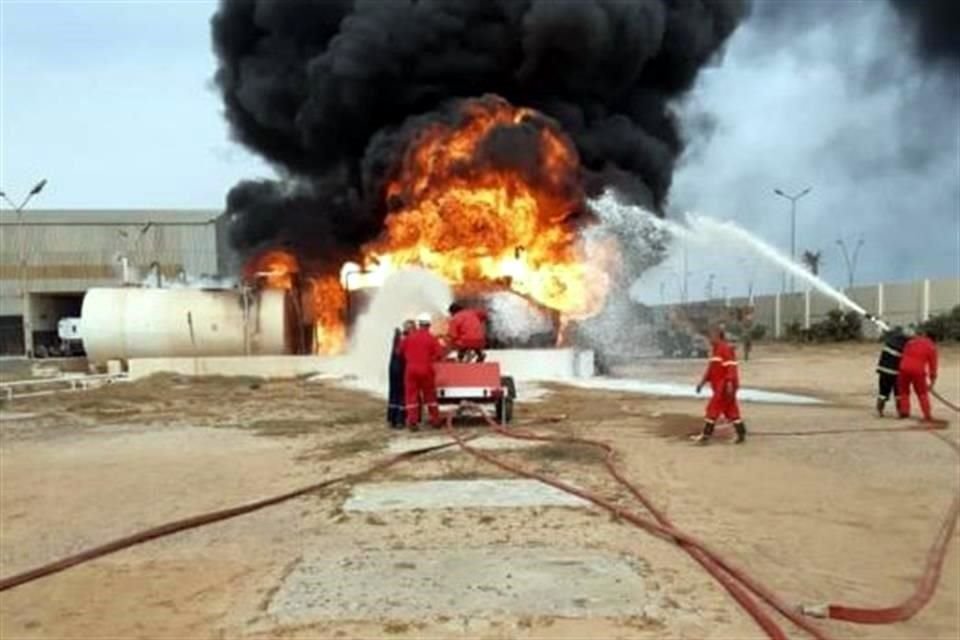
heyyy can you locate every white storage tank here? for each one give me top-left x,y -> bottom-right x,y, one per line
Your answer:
80,287 -> 291,363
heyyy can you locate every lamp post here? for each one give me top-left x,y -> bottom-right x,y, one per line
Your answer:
836,236 -> 864,289
1,179 -> 48,357
773,186 -> 811,293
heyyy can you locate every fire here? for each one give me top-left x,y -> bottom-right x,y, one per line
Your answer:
354,95 -> 614,318
245,249 -> 347,355
245,249 -> 299,289
310,276 -> 347,354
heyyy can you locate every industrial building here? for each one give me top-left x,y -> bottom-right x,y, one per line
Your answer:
0,209 -> 226,356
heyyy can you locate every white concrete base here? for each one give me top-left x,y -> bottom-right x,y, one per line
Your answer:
387,434 -> 541,454
268,547 -> 659,623
126,349 -> 595,382
343,479 -> 588,512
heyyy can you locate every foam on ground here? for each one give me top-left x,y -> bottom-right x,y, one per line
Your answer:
563,378 -> 822,404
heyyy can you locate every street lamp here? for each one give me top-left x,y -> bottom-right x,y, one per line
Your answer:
773,186 -> 812,293
0,179 -> 48,357
836,236 -> 864,289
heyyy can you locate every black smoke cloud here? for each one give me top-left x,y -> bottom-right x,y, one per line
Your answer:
211,0 -> 748,264
890,0 -> 960,66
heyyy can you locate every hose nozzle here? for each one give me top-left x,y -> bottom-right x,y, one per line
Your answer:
800,603 -> 829,618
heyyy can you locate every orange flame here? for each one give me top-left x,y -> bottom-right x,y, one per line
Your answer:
309,275 -> 347,354
245,249 -> 299,290
355,96 -> 615,318
245,250 -> 347,355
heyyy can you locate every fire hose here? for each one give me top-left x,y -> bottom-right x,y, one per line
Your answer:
798,387 -> 960,624
1,396 -> 956,638
0,436 -> 476,593
443,411 -> 826,640
444,397 -> 960,639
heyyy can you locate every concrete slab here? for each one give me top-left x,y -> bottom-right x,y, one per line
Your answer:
565,378 -> 822,404
267,547 -> 659,623
343,479 -> 588,512
386,434 -> 541,454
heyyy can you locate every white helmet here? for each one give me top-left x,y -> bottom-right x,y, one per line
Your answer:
416,312 -> 432,325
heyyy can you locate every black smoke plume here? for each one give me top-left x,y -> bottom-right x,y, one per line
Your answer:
212,0 -> 748,265
890,0 -> 960,66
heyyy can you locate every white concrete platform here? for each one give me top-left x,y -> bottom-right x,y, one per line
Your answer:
387,434 -> 541,454
267,547 -> 659,623
126,349 -> 595,382
565,378 -> 822,404
343,479 -> 588,512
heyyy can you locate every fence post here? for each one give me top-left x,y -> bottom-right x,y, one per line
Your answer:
774,292 -> 782,338
922,279 -> 931,321
877,282 -> 884,318
804,289 -> 812,329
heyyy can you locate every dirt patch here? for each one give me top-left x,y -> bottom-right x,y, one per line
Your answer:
517,441 -> 609,467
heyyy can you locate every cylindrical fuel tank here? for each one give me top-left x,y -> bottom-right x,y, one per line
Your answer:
80,287 -> 291,363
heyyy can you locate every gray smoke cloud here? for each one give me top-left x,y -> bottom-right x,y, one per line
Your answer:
652,0 -> 960,302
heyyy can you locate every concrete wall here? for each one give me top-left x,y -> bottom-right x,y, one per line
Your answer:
126,349 -> 596,383
659,277 -> 959,338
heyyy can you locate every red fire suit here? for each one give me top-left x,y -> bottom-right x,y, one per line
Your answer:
449,308 -> 488,350
400,327 -> 444,426
896,336 -> 938,420
703,340 -> 741,423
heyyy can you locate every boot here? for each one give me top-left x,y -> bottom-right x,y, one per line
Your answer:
692,422 -> 714,445
876,398 -> 885,417
733,421 -> 747,444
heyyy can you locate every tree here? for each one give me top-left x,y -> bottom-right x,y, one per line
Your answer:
801,250 -> 822,276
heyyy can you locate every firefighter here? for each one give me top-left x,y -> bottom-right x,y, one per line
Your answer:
401,313 -> 444,431
447,302 -> 488,362
693,325 -> 746,445
896,328 -> 939,421
874,325 -> 907,416
386,320 -> 415,429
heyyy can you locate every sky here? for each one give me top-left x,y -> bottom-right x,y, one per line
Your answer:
0,0 -> 270,210
1,0 -> 958,297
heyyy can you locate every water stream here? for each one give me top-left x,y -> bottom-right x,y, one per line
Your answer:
590,192 -> 886,328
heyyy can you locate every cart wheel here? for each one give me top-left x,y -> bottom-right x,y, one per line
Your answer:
500,376 -> 517,399
495,396 -> 514,425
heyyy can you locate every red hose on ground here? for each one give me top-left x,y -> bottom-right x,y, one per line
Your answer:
804,388 -> 960,624
443,412 -> 828,640
0,436 -> 475,593
446,396 -> 959,637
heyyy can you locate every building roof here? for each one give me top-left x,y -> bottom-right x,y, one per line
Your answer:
0,209 -> 220,225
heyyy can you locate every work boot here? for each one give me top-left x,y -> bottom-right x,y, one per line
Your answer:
876,398 -> 886,417
407,423 -> 420,432
691,422 -> 714,445
733,421 -> 747,444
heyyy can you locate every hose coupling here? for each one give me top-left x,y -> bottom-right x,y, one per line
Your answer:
800,603 -> 829,618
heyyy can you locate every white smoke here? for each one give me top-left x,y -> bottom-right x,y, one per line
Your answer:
343,268 -> 453,390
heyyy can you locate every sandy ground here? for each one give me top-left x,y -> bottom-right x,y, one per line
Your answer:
1,343 -> 958,639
